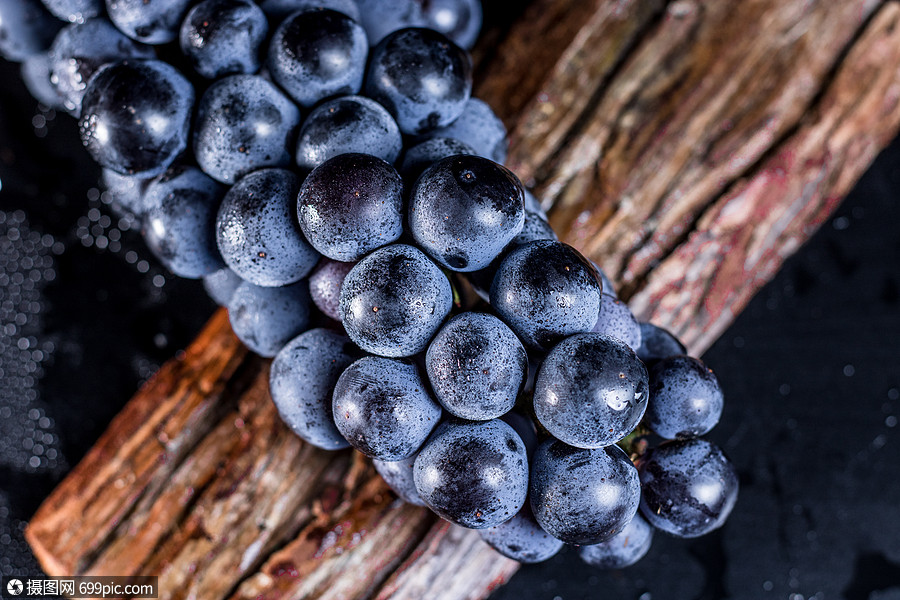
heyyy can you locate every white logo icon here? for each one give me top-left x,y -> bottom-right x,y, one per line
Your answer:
6,579 -> 24,596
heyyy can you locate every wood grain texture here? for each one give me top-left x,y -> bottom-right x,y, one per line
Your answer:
26,1 -> 900,599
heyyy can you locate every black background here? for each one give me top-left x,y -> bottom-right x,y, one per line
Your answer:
1,16 -> 900,600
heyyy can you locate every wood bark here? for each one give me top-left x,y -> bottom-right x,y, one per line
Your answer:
26,1 -> 900,599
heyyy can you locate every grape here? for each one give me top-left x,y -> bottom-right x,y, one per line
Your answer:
398,137 -> 475,182
523,189 -> 545,218
227,279 -> 311,357
530,439 -> 640,545
267,8 -> 368,108
637,321 -> 686,367
101,168 -> 150,217
21,52 -> 65,110
179,0 -> 268,80
478,504 -> 563,564
259,0 -> 359,22
638,439 -> 738,538
490,240 -> 602,351
308,257 -> 354,321
578,512 -> 653,569
421,0 -> 481,50
48,19 -> 154,115
203,267 -> 243,306
413,419 -> 528,529
365,27 -> 472,135
142,166 -> 226,279
295,95 -> 402,171
354,0 -> 425,46
339,244 -> 452,358
501,411 -> 537,460
40,0 -> 101,23
511,210 -> 557,246
216,168 -> 319,287
425,312 -> 526,420
645,355 -> 723,439
592,293 -> 641,350
297,153 -> 404,261
533,333 -> 648,449
409,155 -> 524,272
269,328 -> 359,450
0,0 -> 59,61
420,98 -> 505,163
79,59 -> 194,177
106,0 -> 193,44
373,453 -> 425,506
332,356 -> 442,461
193,74 -> 301,184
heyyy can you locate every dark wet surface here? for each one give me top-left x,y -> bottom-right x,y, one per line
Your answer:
2,44 -> 900,599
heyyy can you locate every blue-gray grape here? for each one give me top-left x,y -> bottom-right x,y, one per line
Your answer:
203,267 -> 243,306
216,168 -> 319,287
339,244 -> 452,357
425,312 -> 526,420
259,0 -> 359,22
637,321 -> 686,367
308,257 -> 354,321
414,419 -> 528,529
332,355 -> 442,461
269,328 -> 359,450
578,512 -> 653,569
638,438 -> 738,538
295,95 -> 402,171
0,0 -> 59,62
354,0 -> 425,46
373,453 -> 425,506
297,153 -> 404,261
421,98 -> 505,163
421,0 -> 481,50
478,503 -> 563,564
646,355 -> 723,439
40,0 -> 101,23
227,279 -> 312,357
398,137 -> 475,183
21,52 -> 65,110
534,333 -> 648,449
106,0 -> 193,44
179,0 -> 268,80
530,439 -> 640,545
193,74 -> 301,184
592,293 -> 641,350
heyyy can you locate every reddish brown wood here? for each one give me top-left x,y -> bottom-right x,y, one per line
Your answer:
26,2 -> 900,599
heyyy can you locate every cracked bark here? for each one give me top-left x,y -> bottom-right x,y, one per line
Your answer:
26,1 -> 900,599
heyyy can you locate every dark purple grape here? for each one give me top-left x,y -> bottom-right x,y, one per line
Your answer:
409,155 -> 524,272
40,0 -> 101,23
228,279 -> 312,357
216,168 -> 319,287
638,439 -> 738,538
101,168 -> 150,217
578,512 -> 653,569
297,153 -> 404,261
646,355 -> 723,439
421,0 -> 481,50
592,293 -> 641,350
425,312 -> 526,420
637,321 -> 686,367
534,333 -> 648,449
269,328 -> 359,450
295,95 -> 402,171
478,503 -> 563,564
399,137 -> 475,182
203,267 -> 242,306
193,74 -> 300,184
365,27 -> 472,135
21,52 -> 66,109
49,19 -> 153,115
354,0 -> 424,46
179,0 -> 268,80
79,59 -> 194,177
413,419 -> 528,529
106,0 -> 193,43
490,240 -> 602,351
332,356 -> 442,461
530,439 -> 640,545
421,98 -> 505,162
373,453 -> 426,506
0,0 -> 60,62
308,257 -> 354,321
142,166 -> 226,279
267,8 -> 367,108
339,244 -> 452,357
259,0 -> 359,22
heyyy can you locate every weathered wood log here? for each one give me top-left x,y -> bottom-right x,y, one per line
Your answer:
26,1 -> 900,599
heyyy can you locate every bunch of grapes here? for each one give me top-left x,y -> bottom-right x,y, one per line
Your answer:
1,0 -> 738,569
